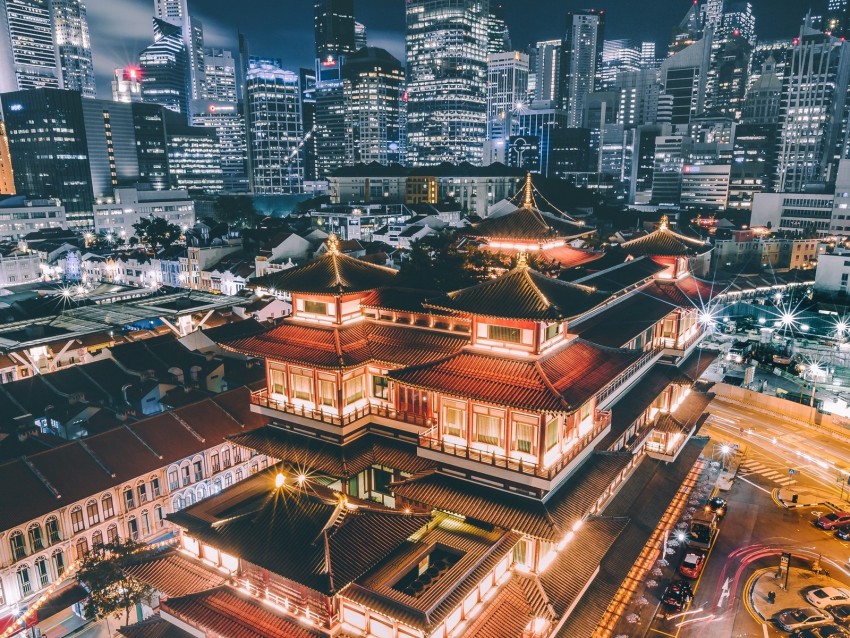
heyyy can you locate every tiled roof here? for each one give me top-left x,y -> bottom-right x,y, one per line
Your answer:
540,245 -> 605,269
653,412 -> 687,435
539,517 -> 628,617
161,587 -> 324,638
619,226 -> 711,257
389,340 -> 641,413
555,437 -> 709,637
426,266 -> 608,321
573,256 -> 666,292
343,515 -> 520,629
465,207 -> 588,242
0,387 -> 266,531
570,291 -> 678,348
393,452 -> 633,540
123,550 -> 228,597
118,617 -> 195,638
462,577 -> 534,638
223,321 -> 467,370
228,427 -> 435,478
250,250 -> 397,295
360,287 -> 445,314
168,474 -> 429,595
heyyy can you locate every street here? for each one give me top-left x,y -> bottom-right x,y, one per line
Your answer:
642,395 -> 850,638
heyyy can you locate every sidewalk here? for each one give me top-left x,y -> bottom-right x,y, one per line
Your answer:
751,567 -> 844,624
715,448 -> 745,491
776,486 -> 850,510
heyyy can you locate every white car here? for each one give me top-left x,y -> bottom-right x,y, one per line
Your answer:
806,588 -> 850,609
776,607 -> 833,631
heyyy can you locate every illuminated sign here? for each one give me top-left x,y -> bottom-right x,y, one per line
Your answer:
8,104 -> 22,112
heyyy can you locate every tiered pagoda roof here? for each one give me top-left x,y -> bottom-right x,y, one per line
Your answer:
388,339 -> 642,414
464,174 -> 590,243
425,260 -> 608,321
168,471 -> 429,595
618,216 -> 711,257
223,321 -> 467,370
250,235 -> 398,295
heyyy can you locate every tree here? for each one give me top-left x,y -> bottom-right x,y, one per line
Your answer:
212,195 -> 258,228
398,233 -> 503,291
85,231 -> 117,250
132,216 -> 182,251
75,539 -> 154,626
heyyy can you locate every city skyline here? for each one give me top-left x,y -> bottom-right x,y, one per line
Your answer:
85,0 -> 808,98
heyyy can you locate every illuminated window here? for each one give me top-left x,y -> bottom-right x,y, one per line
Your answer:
487,324 -> 521,343
304,300 -> 328,315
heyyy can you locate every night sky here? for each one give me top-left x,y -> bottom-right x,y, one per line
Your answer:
86,0 -> 819,98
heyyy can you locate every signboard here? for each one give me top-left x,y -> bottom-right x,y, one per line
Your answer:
779,553 -> 791,570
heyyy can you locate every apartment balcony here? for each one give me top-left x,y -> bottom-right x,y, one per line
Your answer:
417,410 -> 612,482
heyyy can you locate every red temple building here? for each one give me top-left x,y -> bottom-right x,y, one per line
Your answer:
122,180 -> 719,638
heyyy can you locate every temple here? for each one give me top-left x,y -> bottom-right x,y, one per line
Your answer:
127,179 -> 717,638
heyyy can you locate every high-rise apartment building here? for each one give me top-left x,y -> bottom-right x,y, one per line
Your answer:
561,9 -> 605,128
777,28 -> 850,192
314,0 -> 356,60
140,18 -> 190,115
0,0 -> 61,92
244,58 -> 303,194
485,51 -> 529,165
533,40 -> 561,107
52,0 -> 96,98
405,0 -> 489,166
343,47 -> 405,166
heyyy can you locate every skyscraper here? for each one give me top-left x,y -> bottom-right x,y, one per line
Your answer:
343,47 -> 405,166
314,0 -> 356,60
561,9 -> 605,128
703,0 -> 724,33
0,0 -> 61,92
742,57 -> 782,124
405,0 -> 489,166
660,35 -> 712,126
354,21 -> 367,51
777,28 -> 850,192
299,68 -> 318,182
485,51 -> 529,165
52,0 -> 96,98
614,68 -> 663,128
153,0 -> 185,24
719,1 -> 756,45
0,122 -> 14,195
487,3 -> 510,54
140,18 -> 190,115
202,48 -> 237,102
600,39 -> 641,90
533,39 -> 561,107
112,67 -> 143,103
152,0 -> 205,102
244,58 -> 303,194
704,34 -> 751,120
827,0 -> 849,37
314,56 -> 346,179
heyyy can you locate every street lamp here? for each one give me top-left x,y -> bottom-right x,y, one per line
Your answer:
720,444 -> 731,471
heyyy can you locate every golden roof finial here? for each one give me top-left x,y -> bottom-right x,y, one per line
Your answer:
517,248 -> 528,268
659,214 -> 669,230
327,233 -> 340,254
523,172 -> 534,209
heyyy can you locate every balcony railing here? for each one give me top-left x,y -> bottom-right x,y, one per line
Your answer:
596,348 -> 660,406
250,389 -> 435,428
661,326 -> 704,353
418,410 -> 611,480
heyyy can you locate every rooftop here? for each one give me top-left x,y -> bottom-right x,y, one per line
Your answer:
618,218 -> 711,257
425,264 -> 608,322
168,469 -> 429,595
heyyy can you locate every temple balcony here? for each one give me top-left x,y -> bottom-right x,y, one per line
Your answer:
250,388 -> 435,434
660,326 -> 705,363
417,410 -> 611,488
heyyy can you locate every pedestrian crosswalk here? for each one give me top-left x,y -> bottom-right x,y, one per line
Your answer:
739,459 -> 796,485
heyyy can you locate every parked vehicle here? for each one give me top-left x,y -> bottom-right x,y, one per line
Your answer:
679,550 -> 707,579
835,526 -> 850,541
705,497 -> 728,519
816,513 -> 850,531
687,512 -> 717,550
829,605 -> 850,625
806,588 -> 850,609
777,608 -> 834,632
662,580 -> 694,611
727,339 -> 753,363
792,625 -> 850,638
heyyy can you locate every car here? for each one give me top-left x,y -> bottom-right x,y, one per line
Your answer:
662,580 -> 694,611
816,512 -> 850,530
705,497 -> 728,519
807,588 -> 850,609
830,604 -> 850,625
837,526 -> 850,541
679,550 -> 708,579
777,608 -> 834,632
792,625 -> 850,638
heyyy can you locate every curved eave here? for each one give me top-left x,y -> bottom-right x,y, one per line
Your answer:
420,302 -> 567,322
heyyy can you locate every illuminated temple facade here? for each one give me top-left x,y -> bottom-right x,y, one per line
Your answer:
138,189 -> 716,638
